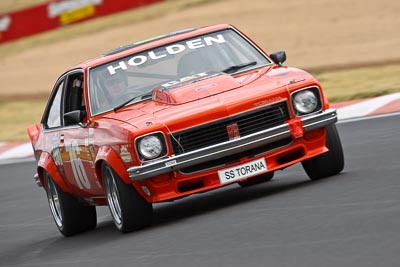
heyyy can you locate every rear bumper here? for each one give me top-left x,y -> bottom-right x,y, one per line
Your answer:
128,108 -> 337,181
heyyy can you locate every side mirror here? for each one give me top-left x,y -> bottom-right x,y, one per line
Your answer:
64,110 -> 86,127
270,50 -> 287,66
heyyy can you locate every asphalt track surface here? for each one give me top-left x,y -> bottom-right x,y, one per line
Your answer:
1,114 -> 399,267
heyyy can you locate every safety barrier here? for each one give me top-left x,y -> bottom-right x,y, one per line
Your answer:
0,0 -> 163,44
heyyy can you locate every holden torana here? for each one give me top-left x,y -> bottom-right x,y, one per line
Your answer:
28,24 -> 344,236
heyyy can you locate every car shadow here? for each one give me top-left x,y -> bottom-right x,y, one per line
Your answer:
91,171 -> 348,234
151,172 -> 346,227
2,172 -> 348,267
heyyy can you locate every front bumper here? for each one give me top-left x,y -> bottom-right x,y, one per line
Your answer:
128,108 -> 337,181
34,173 -> 42,187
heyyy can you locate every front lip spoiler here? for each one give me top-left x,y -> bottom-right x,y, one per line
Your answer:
127,108 -> 337,181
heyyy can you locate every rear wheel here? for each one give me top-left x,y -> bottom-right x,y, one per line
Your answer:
302,124 -> 344,180
238,172 -> 274,187
43,171 -> 97,237
102,163 -> 153,233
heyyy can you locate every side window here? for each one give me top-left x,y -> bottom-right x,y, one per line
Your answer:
64,74 -> 84,113
63,72 -> 86,126
45,81 -> 64,129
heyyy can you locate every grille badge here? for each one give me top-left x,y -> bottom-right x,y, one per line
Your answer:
227,123 -> 240,140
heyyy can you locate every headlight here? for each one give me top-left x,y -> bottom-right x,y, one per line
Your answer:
292,88 -> 321,115
137,135 -> 164,160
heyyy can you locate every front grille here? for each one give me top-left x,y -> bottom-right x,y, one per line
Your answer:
179,137 -> 293,174
169,101 -> 290,155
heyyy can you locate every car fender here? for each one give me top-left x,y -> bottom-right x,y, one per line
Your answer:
95,146 -> 131,185
27,123 -> 40,148
37,152 -> 71,193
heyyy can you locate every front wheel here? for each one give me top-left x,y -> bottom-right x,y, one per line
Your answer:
302,124 -> 344,180
43,171 -> 97,237
102,163 -> 153,233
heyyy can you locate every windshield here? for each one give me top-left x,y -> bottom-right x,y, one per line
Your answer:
88,29 -> 271,116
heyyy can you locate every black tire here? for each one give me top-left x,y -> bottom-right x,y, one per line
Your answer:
238,171 -> 274,187
302,124 -> 344,180
102,163 -> 153,233
43,171 -> 97,237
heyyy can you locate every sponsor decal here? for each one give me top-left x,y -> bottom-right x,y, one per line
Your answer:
165,160 -> 176,167
226,123 -> 240,140
0,16 -> 11,32
106,34 -> 227,75
59,5 -> 96,25
155,71 -> 221,91
141,186 -> 151,196
51,135 -> 63,166
195,83 -> 217,92
273,71 -> 289,77
253,96 -> 285,107
288,117 -> 304,139
97,149 -> 107,158
88,128 -> 94,145
120,145 -> 133,163
48,0 -> 102,18
89,145 -> 96,160
161,72 -> 209,88
52,148 -> 63,166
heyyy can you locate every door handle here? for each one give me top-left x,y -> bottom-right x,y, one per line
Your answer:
60,134 -> 65,142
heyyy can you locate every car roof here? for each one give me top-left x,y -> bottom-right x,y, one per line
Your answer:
72,24 -> 235,70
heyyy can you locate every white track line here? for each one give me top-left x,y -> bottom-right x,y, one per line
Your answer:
336,93 -> 400,120
0,142 -> 33,160
1,93 -> 399,163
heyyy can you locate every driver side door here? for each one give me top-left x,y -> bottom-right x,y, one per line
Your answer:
58,70 -> 102,196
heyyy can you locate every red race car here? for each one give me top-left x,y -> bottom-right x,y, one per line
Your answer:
28,24 -> 344,236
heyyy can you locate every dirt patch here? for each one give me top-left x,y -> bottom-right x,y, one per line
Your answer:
1,0 -> 399,98
1,0 -> 400,142
0,0 -> 48,13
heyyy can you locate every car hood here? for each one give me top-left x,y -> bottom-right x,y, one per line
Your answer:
102,66 -> 310,131
151,72 -> 242,105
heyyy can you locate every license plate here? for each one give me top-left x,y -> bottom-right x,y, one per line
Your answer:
218,158 -> 268,184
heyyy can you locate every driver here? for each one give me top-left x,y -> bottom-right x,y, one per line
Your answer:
93,67 -> 129,111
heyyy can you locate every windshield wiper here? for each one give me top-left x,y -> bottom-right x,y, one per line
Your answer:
221,61 -> 257,74
113,92 -> 152,112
